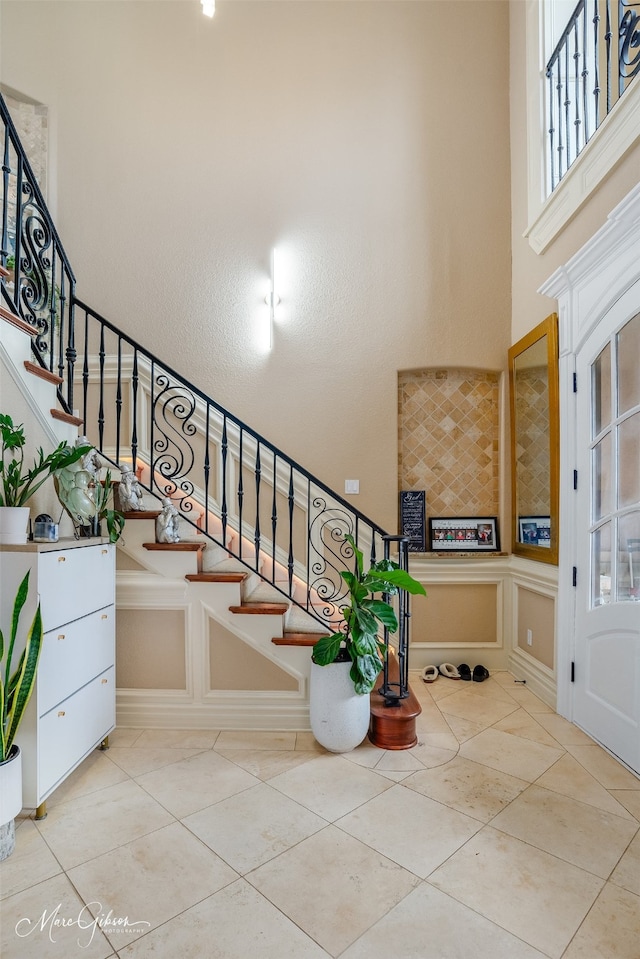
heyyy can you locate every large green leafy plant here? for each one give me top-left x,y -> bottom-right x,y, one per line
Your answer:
0,413 -> 89,507
312,534 -> 426,695
1,571 -> 43,761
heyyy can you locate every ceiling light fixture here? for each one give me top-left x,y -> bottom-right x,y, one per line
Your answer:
201,1 -> 215,18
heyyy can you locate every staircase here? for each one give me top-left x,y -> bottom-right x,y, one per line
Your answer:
0,94 -> 421,742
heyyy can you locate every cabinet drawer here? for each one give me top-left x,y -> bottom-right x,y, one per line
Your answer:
38,667 -> 115,799
38,607 -> 115,716
38,545 -> 115,631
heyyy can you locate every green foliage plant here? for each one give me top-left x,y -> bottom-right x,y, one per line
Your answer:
92,469 -> 125,543
0,571 -> 43,762
312,534 -> 426,695
0,413 -> 90,508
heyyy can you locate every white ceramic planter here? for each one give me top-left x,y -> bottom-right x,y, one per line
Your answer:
0,746 -> 23,861
309,660 -> 370,753
0,506 -> 30,544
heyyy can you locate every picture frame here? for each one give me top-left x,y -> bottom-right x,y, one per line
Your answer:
518,515 -> 551,548
428,517 -> 500,552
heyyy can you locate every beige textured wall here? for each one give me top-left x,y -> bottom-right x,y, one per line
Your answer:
209,619 -> 298,692
412,583 -> 497,646
509,0 -> 640,342
116,608 -> 187,688
516,587 -> 554,671
0,0 -> 512,534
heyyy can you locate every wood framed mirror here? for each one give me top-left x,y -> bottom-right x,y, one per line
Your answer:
508,313 -> 559,565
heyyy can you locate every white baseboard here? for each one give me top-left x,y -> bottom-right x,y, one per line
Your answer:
116,695 -> 311,731
508,647 -> 556,709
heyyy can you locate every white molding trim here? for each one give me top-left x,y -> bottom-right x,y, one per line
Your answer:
539,181 -> 640,721
509,646 -> 557,708
116,695 -> 311,731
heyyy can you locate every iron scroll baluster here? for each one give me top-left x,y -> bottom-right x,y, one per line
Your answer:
0,90 -> 411,644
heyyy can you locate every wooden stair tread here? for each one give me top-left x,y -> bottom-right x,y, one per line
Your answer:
143,542 -> 205,551
229,602 -> 289,615
271,632 -> 325,647
50,408 -> 84,427
186,572 -> 247,583
0,305 -> 34,336
123,511 -> 160,520
368,651 -> 422,750
24,361 -> 64,386
0,264 -> 10,278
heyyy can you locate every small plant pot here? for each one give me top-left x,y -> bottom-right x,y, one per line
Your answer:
0,746 -> 23,861
0,506 -> 30,544
309,661 -> 370,753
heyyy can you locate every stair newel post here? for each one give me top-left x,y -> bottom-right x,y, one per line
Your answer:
378,534 -> 411,704
379,536 -> 392,699
397,535 -> 410,697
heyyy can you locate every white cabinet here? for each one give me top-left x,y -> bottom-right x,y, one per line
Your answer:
0,540 -> 115,815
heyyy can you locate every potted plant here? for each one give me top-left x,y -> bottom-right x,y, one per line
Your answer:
0,413 -> 90,544
92,469 -> 125,543
0,570 -> 43,859
310,534 -> 426,752
4,253 -> 15,285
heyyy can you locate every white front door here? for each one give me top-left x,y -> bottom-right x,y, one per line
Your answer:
574,296 -> 640,774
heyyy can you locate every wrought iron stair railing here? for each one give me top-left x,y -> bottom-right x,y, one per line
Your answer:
545,0 -> 640,192
0,92 -> 414,704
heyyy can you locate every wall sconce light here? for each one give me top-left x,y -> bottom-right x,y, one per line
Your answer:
201,0 -> 215,17
265,248 -> 280,349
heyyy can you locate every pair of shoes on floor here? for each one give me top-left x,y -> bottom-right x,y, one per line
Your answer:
421,663 -> 458,683
421,662 -> 485,683
458,663 -> 490,683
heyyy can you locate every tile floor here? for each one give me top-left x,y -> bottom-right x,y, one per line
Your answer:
1,671 -> 639,959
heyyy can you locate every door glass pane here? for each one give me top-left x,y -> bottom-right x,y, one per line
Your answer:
592,523 -> 611,607
618,512 -> 640,602
592,342 -> 611,436
618,412 -> 640,510
593,433 -> 612,521
617,314 -> 640,416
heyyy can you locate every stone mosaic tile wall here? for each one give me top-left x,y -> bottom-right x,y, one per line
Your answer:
398,369 -> 500,525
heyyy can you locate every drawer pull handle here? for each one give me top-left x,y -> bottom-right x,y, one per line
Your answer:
58,556 -> 66,563
102,549 -> 108,555
57,710 -> 66,717
101,614 -> 108,620
101,678 -> 108,685
58,634 -> 65,641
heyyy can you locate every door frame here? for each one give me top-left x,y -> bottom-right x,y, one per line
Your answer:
541,182 -> 640,723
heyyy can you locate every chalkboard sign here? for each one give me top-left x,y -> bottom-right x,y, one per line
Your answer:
399,490 -> 426,552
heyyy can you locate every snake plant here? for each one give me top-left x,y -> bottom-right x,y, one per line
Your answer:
1,571 -> 43,762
